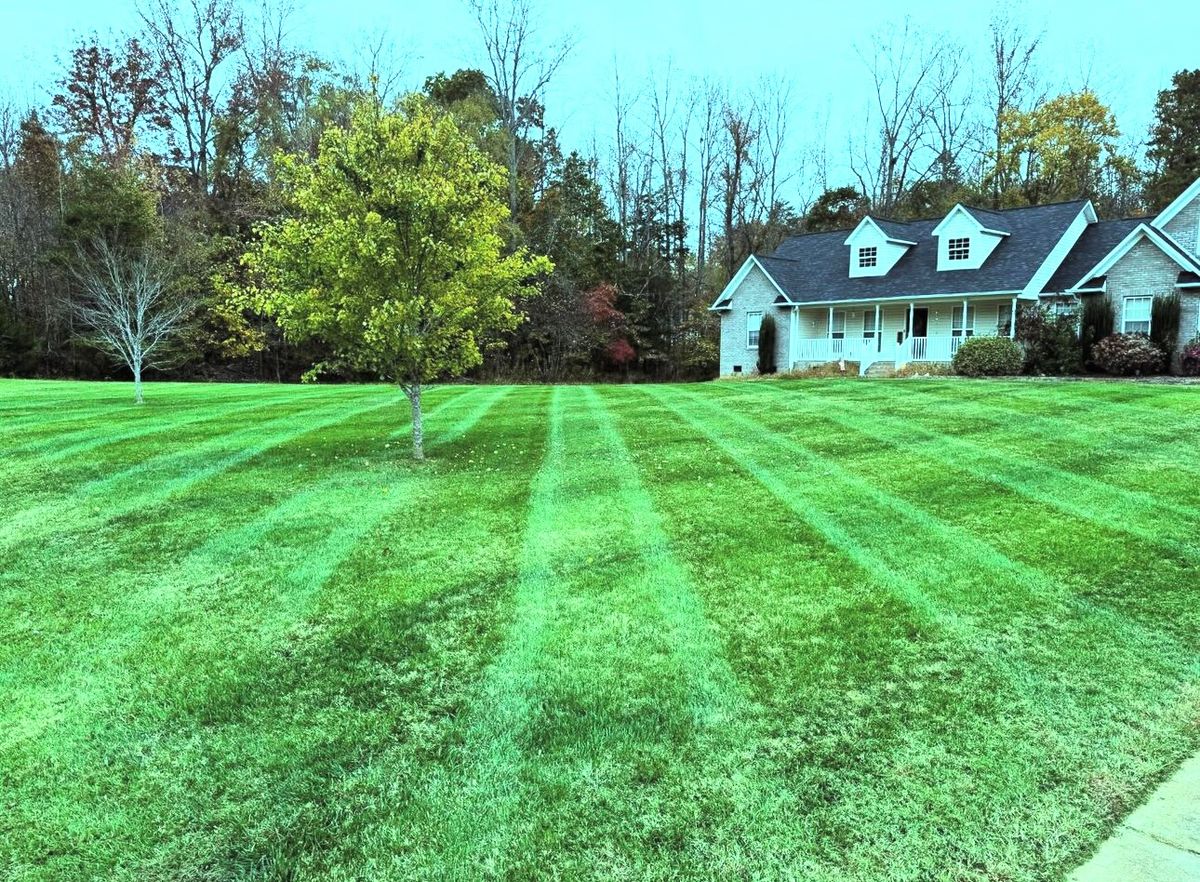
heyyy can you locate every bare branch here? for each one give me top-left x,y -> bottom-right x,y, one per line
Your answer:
66,239 -> 195,402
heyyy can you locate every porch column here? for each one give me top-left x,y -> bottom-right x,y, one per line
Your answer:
962,298 -> 969,338
1010,297 -> 1018,338
908,301 -> 914,337
874,303 -> 881,353
789,306 -> 799,368
828,306 -> 834,359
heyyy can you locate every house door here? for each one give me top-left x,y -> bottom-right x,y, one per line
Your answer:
911,308 -> 929,337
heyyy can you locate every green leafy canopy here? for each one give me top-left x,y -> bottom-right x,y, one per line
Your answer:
239,94 -> 552,390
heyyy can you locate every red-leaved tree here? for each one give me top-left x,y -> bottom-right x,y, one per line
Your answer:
584,283 -> 636,370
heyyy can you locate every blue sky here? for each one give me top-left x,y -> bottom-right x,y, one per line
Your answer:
1,0 -> 1197,203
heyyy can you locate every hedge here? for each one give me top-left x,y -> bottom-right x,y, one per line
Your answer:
951,336 -> 1024,376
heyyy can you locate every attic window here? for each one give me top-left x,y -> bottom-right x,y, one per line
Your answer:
858,246 -> 878,268
948,237 -> 971,261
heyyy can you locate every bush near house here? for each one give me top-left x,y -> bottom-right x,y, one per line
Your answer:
756,314 -> 777,375
1017,305 -> 1082,375
1150,293 -> 1182,362
952,336 -> 1024,376
1079,295 -> 1115,368
1180,337 -> 1200,375
1091,333 -> 1166,375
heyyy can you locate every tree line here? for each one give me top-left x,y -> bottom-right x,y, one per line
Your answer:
1,1 -> 1198,384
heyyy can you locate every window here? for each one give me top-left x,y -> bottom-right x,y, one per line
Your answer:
996,304 -> 1012,337
747,311 -> 763,348
858,246 -> 878,268
1123,296 -> 1152,335
952,305 -> 976,338
830,310 -> 847,340
863,311 -> 879,340
948,237 -> 971,261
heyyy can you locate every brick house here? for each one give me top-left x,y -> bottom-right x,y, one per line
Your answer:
712,178 -> 1200,375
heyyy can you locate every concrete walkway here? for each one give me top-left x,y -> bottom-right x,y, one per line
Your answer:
1069,752 -> 1200,881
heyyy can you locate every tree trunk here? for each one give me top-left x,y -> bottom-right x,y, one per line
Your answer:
507,135 -> 519,216
407,383 -> 424,461
133,361 -> 144,405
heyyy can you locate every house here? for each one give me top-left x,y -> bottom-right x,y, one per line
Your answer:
712,177 -> 1200,375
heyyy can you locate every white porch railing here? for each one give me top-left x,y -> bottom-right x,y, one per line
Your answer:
793,336 -> 882,364
793,334 -> 984,370
904,335 -> 962,363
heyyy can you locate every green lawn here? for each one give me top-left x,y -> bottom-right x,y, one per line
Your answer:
1,377 -> 1198,882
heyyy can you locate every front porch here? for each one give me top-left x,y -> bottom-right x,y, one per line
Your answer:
785,296 -> 1020,372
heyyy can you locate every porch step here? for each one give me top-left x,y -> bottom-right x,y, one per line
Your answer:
863,361 -> 897,378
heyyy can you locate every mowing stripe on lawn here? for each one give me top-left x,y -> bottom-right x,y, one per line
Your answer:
642,386 -> 1185,694
0,386 -> 449,556
866,380 -> 1200,461
0,381 -> 314,431
715,382 -> 1200,564
0,386 -> 318,483
397,385 -> 808,880
0,385 -> 512,750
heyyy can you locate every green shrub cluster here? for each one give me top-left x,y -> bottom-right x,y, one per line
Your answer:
1181,337 -> 1200,376
951,336 -> 1024,376
1091,333 -> 1166,376
1017,305 -> 1081,374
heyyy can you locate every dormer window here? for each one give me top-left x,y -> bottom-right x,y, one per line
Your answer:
858,246 -> 878,268
948,237 -> 971,261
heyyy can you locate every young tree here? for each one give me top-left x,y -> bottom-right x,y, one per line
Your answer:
1146,70 -> 1200,210
69,239 -> 193,403
240,96 -> 551,459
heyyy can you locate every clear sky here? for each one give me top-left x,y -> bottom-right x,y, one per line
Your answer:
1,0 -> 1197,204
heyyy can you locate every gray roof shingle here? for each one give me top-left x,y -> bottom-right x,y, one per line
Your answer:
1041,217 -> 1145,293
760,200 -> 1088,304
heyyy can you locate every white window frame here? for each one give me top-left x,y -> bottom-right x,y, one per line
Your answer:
862,311 -> 878,340
996,304 -> 1012,337
858,246 -> 878,268
1122,295 -> 1152,335
951,305 -> 976,338
830,310 -> 847,340
747,311 -> 763,348
948,237 -> 971,261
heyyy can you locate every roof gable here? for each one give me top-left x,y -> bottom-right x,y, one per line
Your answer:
1071,223 -> 1200,287
843,216 -> 917,246
708,256 -> 792,311
931,204 -> 1012,238
1153,177 -> 1200,229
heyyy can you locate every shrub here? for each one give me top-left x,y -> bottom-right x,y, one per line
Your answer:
781,361 -> 860,378
1179,337 -> 1200,376
1079,295 -> 1115,368
1150,292 -> 1182,361
1017,304 -> 1081,375
1091,333 -> 1166,376
951,336 -> 1024,376
756,314 -> 777,374
895,362 -> 953,377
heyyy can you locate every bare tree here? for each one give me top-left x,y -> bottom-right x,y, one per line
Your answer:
350,29 -> 409,103
467,0 -> 573,215
69,240 -> 194,403
693,81 -> 722,296
987,13 -> 1041,205
851,20 -> 947,215
139,0 -> 244,193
